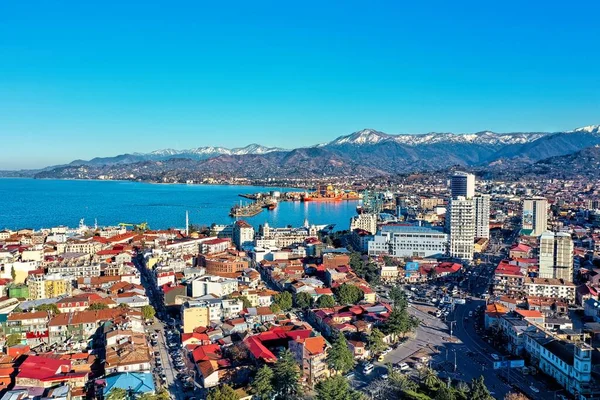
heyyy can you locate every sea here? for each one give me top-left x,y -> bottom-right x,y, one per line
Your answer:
0,178 -> 358,231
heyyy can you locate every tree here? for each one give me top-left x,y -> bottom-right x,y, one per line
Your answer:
389,369 -> 418,393
154,389 -> 170,400
434,385 -> 455,400
5,333 -> 22,347
388,286 -> 408,309
367,328 -> 386,355
206,384 -> 238,400
270,303 -> 281,314
334,283 -> 363,305
141,305 -> 156,321
470,376 -> 494,400
326,331 -> 355,374
420,367 -> 440,390
316,295 -> 336,308
105,388 -> 127,400
315,375 -> 364,400
251,365 -> 274,400
227,342 -> 249,364
384,305 -> 419,341
36,303 -> 60,315
10,266 -> 16,281
87,303 -> 109,311
274,291 -> 293,311
118,303 -> 130,309
272,349 -> 301,398
238,295 -> 252,309
295,292 -> 313,309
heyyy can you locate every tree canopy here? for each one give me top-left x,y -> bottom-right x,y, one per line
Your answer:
206,384 -> 238,400
274,291 -> 293,311
36,303 -> 60,315
326,331 -> 355,374
251,365 -> 274,400
470,376 -> 494,400
272,349 -> 301,398
334,283 -> 363,305
87,302 -> 109,310
367,328 -> 387,355
316,295 -> 336,308
141,305 -> 156,320
315,375 -> 365,400
5,333 -> 22,347
295,292 -> 313,309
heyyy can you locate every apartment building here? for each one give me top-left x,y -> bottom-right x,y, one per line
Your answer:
190,275 -> 239,298
524,278 -> 576,303
368,225 -> 447,258
446,196 -> 475,261
349,213 -> 377,235
539,231 -> 574,282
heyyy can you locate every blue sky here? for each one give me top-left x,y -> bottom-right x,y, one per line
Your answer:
1,1 -> 599,169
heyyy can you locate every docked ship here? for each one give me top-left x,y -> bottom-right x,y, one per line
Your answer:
301,184 -> 360,202
262,198 -> 278,210
229,201 -> 263,217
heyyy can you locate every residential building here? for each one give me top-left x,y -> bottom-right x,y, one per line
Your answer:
539,231 -> 574,282
232,220 -> 254,249
524,278 -> 576,303
450,172 -> 475,199
289,335 -> 330,387
474,194 -> 490,239
181,298 -> 243,333
257,220 -> 318,248
446,196 -> 475,261
522,197 -> 548,236
190,275 -> 238,298
349,213 -> 377,235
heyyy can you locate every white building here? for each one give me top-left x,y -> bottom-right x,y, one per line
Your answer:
474,194 -> 490,239
446,196 -> 475,261
522,197 -> 548,236
450,172 -> 475,199
368,225 -> 447,258
191,275 -> 239,298
349,213 -> 377,235
539,231 -> 574,282
256,220 -> 317,248
233,220 -> 255,249
524,278 -> 576,303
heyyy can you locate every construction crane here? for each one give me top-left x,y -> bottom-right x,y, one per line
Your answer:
118,222 -> 149,231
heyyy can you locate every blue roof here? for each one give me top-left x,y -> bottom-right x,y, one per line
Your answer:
405,262 -> 419,271
103,372 -> 155,396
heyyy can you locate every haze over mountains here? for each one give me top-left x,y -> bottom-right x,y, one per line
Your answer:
10,125 -> 600,180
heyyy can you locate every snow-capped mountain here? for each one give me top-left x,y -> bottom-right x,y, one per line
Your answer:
326,128 -> 551,147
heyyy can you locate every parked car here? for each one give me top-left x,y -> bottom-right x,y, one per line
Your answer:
363,363 -> 374,374
490,354 -> 500,361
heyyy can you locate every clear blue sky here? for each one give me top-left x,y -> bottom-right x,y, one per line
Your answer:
1,1 -> 599,169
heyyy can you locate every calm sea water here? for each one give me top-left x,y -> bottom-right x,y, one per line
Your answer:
0,179 -> 358,231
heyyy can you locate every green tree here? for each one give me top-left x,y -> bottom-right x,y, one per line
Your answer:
404,391 -> 433,400
154,389 -> 170,400
315,375 -> 364,400
388,286 -> 408,309
420,367 -> 440,390
36,303 -> 60,315
273,349 -> 301,398
239,295 -> 252,309
384,305 -> 419,341
334,283 -> 363,305
106,388 -> 128,400
295,292 -> 313,309
251,365 -> 274,400
5,333 -> 22,347
326,331 -> 355,374
367,328 -> 386,355
206,384 -> 238,400
10,266 -> 16,281
434,385 -> 455,400
270,303 -> 281,314
274,291 -> 293,311
141,305 -> 156,321
470,376 -> 494,400
87,302 -> 109,311
316,295 -> 336,308
389,369 -> 418,393
118,303 -> 130,309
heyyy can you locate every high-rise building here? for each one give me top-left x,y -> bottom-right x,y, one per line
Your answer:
522,197 -> 548,236
446,196 -> 475,261
350,213 -> 378,235
539,231 -> 573,282
450,172 -> 475,199
474,194 -> 490,239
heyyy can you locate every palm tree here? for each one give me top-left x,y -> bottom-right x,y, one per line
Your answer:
420,366 -> 440,389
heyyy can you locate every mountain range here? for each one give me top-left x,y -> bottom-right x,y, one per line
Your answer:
14,124 -> 600,180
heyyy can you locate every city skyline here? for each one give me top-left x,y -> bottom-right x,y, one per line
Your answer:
1,1 -> 600,168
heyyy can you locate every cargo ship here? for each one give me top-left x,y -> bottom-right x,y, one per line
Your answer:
229,201 -> 263,217
301,184 -> 360,202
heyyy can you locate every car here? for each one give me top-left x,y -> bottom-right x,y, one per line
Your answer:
398,362 -> 410,371
490,354 -> 500,361
529,386 -> 540,393
363,363 -> 374,374
378,354 -> 385,362
381,373 -> 389,380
